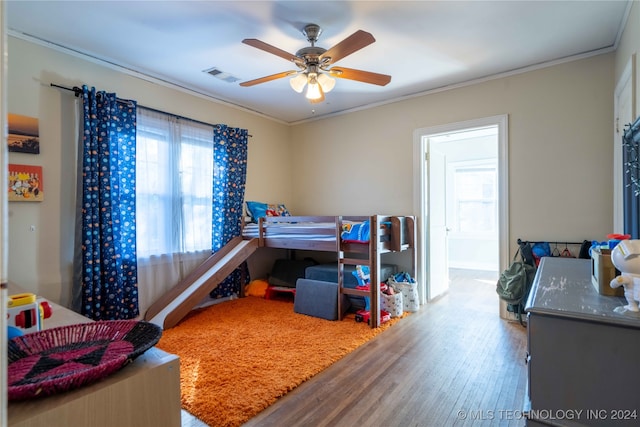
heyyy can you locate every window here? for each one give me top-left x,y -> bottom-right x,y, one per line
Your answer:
453,164 -> 497,233
136,108 -> 213,258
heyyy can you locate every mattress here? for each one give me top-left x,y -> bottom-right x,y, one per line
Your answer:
242,222 -> 337,241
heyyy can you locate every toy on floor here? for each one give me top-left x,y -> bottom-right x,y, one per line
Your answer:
610,240 -> 640,314
352,265 -> 394,323
355,309 -> 390,325
245,279 -> 269,297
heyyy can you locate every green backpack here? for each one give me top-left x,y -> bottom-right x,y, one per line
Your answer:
496,250 -> 536,323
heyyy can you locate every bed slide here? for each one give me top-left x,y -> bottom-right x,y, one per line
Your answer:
144,236 -> 258,329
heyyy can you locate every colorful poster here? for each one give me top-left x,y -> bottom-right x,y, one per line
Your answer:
8,114 -> 40,154
8,164 -> 44,202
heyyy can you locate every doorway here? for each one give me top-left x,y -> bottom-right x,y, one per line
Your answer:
413,115 -> 508,304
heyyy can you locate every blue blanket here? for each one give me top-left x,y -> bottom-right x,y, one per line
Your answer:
341,220 -> 370,243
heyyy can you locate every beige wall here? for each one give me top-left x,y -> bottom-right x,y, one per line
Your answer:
291,53 -> 615,260
615,1 -> 639,114
288,2 -> 640,266
7,36 -> 292,305
7,3 -> 640,308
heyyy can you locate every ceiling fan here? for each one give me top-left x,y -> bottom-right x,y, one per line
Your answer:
240,23 -> 391,103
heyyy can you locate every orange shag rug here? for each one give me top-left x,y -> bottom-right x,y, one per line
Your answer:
156,296 -> 404,427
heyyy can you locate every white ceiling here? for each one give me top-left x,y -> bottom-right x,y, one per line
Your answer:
6,1 -> 632,124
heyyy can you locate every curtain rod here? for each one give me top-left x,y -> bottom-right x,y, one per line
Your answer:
50,83 -> 252,137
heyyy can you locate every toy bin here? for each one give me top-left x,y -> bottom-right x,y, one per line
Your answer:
381,291 -> 403,317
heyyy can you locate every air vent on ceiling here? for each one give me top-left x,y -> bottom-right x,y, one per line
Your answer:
204,67 -> 240,83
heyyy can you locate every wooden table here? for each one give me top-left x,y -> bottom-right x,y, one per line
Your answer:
7,288 -> 181,427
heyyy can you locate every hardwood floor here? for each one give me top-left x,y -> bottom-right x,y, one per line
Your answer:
184,269 -> 529,427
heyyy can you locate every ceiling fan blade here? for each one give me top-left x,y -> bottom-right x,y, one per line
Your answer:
320,30 -> 375,64
329,67 -> 391,86
242,39 -> 298,62
240,71 -> 297,87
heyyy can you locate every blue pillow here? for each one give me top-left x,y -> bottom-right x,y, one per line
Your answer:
246,201 -> 292,222
246,201 -> 268,222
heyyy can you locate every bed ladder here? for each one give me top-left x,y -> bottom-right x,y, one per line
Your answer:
337,215 -> 382,328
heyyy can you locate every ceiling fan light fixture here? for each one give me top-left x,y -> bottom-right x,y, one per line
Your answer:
289,73 -> 307,93
305,82 -> 322,100
305,74 -> 322,100
317,73 -> 335,93
241,24 -> 392,105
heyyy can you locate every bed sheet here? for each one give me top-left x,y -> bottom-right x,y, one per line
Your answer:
242,222 -> 338,241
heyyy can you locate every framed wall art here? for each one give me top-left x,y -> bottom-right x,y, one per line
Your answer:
8,164 -> 44,202
8,113 -> 40,154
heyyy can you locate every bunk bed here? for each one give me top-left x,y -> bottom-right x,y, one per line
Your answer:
244,215 -> 417,328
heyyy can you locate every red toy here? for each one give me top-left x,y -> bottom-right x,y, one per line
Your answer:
355,309 -> 391,325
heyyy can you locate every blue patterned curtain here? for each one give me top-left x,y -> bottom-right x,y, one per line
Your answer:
209,125 -> 249,298
79,85 -> 139,320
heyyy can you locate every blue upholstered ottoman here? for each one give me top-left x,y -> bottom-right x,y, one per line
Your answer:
304,263 -> 397,310
294,279 -> 350,321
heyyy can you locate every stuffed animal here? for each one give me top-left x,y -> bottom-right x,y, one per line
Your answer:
610,240 -> 640,314
245,279 -> 269,297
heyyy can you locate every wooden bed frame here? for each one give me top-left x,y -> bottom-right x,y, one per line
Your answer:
250,215 -> 417,327
145,215 -> 416,330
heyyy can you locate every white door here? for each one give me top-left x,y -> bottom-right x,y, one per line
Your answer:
415,115 -> 508,307
427,145 -> 449,300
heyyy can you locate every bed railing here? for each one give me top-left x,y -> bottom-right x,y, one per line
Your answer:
254,215 -> 415,253
257,216 -> 339,251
